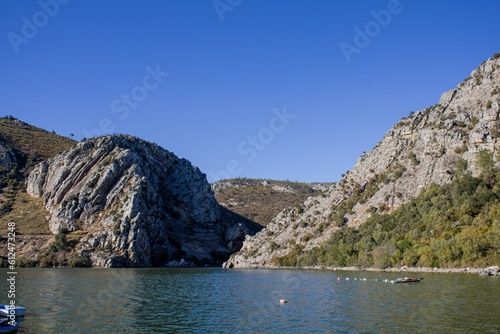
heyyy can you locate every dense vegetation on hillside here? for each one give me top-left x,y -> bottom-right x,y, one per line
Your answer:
273,151 -> 500,268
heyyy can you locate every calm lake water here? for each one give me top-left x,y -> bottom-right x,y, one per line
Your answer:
1,268 -> 499,333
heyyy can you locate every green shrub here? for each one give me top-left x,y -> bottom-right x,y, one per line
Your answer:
68,254 -> 92,267
15,258 -> 37,267
275,157 -> 500,269
50,232 -> 69,252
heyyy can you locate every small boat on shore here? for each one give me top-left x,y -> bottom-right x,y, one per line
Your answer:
390,277 -> 421,284
0,304 -> 26,317
0,319 -> 18,333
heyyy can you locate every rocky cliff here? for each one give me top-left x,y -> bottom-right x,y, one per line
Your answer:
225,54 -> 500,268
27,135 -> 260,267
0,142 -> 16,167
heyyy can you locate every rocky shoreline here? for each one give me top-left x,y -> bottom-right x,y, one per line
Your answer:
303,265 -> 500,276
225,264 -> 500,276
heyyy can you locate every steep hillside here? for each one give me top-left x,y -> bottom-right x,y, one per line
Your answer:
225,54 -> 500,269
276,167 -> 500,268
0,116 -> 76,161
26,135 -> 261,267
212,178 -> 330,226
0,116 -> 75,233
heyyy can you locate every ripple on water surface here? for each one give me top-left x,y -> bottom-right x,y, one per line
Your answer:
2,268 -> 499,333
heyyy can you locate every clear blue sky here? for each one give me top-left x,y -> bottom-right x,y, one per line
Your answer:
1,1 -> 499,183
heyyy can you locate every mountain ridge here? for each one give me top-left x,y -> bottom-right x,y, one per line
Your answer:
25,134 -> 261,267
212,178 -> 331,226
1,54 -> 499,269
0,120 -> 261,267
225,53 -> 500,269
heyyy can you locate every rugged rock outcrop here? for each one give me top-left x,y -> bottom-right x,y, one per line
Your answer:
479,266 -> 500,276
27,135 -> 259,267
226,54 -> 500,268
0,116 -> 76,227
0,142 -> 16,167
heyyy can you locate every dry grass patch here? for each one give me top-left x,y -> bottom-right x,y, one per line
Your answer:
66,230 -> 88,244
214,179 -> 324,226
0,117 -> 75,161
0,191 -> 51,235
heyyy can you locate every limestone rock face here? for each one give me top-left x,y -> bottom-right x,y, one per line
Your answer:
479,266 -> 500,276
226,55 -> 500,268
0,142 -> 16,166
27,135 -> 253,267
